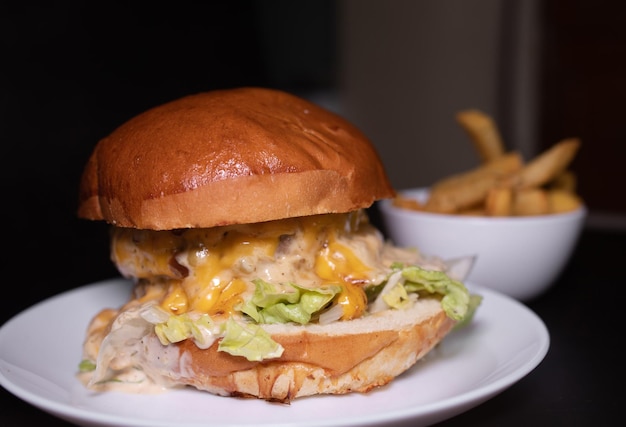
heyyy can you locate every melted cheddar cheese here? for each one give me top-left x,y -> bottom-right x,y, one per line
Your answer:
111,211 -> 412,322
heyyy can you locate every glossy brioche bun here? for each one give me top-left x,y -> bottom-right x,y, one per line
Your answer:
144,297 -> 455,402
78,87 -> 395,230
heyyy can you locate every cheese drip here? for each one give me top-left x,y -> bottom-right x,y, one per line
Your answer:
111,211 -> 396,321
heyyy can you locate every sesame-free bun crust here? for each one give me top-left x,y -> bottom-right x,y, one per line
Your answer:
143,298 -> 454,402
78,87 -> 394,229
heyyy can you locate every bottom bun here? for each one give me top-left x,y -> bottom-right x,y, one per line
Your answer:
142,298 -> 455,403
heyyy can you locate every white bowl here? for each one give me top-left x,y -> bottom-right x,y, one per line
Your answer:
377,187 -> 587,301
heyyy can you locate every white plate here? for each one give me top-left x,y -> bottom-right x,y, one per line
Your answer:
0,279 -> 549,427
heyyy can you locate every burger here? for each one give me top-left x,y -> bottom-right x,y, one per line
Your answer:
77,87 -> 479,403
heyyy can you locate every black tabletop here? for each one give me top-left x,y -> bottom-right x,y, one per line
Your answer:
1,226 -> 624,427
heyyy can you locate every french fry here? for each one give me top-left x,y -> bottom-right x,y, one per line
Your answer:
432,151 -> 523,192
456,109 -> 506,163
551,170 -> 577,193
512,189 -> 550,216
457,207 -> 486,216
392,195 -> 425,211
548,189 -> 582,213
485,187 -> 513,216
514,138 -> 581,189
425,171 -> 503,213
425,152 -> 523,213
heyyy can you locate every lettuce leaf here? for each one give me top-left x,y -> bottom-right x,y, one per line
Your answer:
239,279 -> 342,324
400,265 -> 471,321
370,264 -> 477,324
218,317 -> 284,361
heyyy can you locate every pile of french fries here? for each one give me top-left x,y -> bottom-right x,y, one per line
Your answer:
393,109 -> 583,216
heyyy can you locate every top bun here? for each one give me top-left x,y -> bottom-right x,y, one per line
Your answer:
78,87 -> 394,229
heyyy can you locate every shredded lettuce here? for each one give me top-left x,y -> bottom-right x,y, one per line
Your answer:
453,294 -> 483,330
400,265 -> 471,321
370,264 -> 478,324
154,312 -> 218,348
79,359 -> 96,373
382,280 -> 415,309
151,309 -> 285,361
218,317 -> 284,361
239,279 -> 342,324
